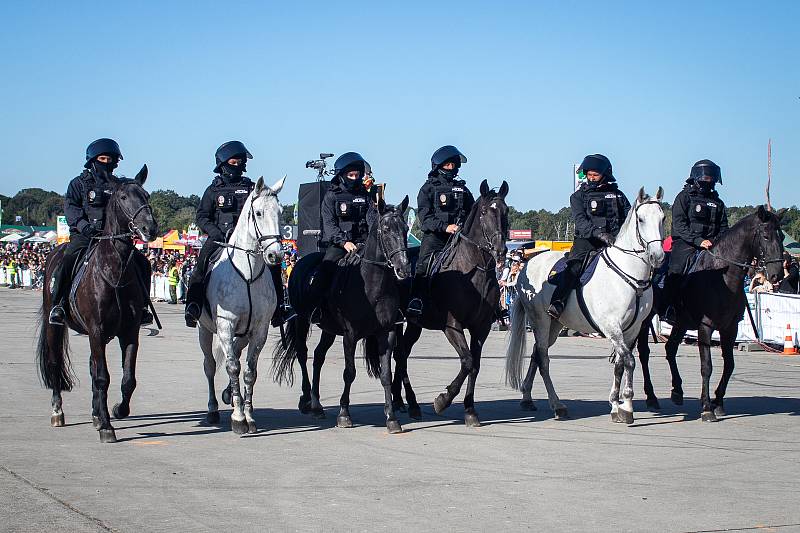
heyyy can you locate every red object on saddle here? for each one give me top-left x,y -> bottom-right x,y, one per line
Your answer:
663,236 -> 673,253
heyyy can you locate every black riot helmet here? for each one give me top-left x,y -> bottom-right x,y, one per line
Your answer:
689,159 -> 722,185
84,138 -> 123,168
577,154 -> 615,182
333,152 -> 371,177
214,141 -> 253,173
430,145 -> 467,171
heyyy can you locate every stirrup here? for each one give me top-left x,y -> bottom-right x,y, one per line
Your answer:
140,309 -> 154,326
547,301 -> 564,319
49,305 -> 66,326
406,298 -> 423,317
184,302 -> 200,328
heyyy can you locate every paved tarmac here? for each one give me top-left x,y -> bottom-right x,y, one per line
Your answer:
1,287 -> 799,532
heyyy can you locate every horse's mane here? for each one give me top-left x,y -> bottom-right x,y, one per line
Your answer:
616,191 -> 652,239
694,211 -> 761,270
462,192 -> 492,234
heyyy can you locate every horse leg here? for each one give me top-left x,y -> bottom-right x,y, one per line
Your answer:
519,340 -> 539,411
89,335 -> 116,443
399,323 -> 423,420
336,334 -> 357,428
112,331 -> 139,420
637,315 -> 660,410
51,389 -> 64,427
665,322 -> 688,405
609,356 -> 624,422
311,330 -> 335,419
697,324 -> 716,422
294,318 -> 312,414
44,322 -> 66,427
536,321 -> 568,419
433,325 -> 471,419
199,327 -> 220,424
379,330 -> 402,434
607,331 -> 635,424
712,328 -> 736,418
220,325 -> 247,434
242,333 -> 266,434
462,325 -> 489,427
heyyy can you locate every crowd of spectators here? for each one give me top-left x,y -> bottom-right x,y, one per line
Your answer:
0,242 -> 53,289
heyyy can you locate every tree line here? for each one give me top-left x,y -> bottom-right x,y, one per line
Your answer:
2,187 -> 799,241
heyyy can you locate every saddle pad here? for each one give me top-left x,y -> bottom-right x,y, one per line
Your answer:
547,251 -> 601,286
287,252 -> 324,317
685,250 -> 704,275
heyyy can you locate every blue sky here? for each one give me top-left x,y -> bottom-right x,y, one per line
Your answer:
0,1 -> 797,211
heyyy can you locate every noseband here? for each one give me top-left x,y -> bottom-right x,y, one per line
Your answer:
362,211 -> 408,277
457,197 -> 506,265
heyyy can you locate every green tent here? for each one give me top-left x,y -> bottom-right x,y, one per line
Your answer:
784,233 -> 800,255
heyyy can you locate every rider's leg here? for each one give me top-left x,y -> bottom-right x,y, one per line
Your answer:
49,234 -> 91,325
664,240 -> 694,314
407,232 -> 446,316
269,264 -> 286,327
309,246 -> 346,323
184,240 -> 222,327
132,251 -> 154,326
547,238 -> 595,319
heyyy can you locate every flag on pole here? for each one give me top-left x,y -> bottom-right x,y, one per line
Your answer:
766,139 -> 772,211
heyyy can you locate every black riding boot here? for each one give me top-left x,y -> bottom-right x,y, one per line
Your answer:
309,260 -> 337,324
269,265 -> 286,327
406,274 -> 425,317
184,280 -> 204,327
48,263 -> 68,325
547,269 -> 578,319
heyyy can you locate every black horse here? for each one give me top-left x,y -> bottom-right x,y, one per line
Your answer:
272,197 -> 412,433
659,206 -> 786,421
392,180 -> 509,427
36,166 -> 158,443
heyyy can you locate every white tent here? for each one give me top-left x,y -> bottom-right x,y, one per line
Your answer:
42,231 -> 58,242
0,234 -> 24,242
24,236 -> 50,243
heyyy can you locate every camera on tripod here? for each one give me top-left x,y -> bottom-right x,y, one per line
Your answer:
305,153 -> 334,171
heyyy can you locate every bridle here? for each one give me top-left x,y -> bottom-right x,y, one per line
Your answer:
609,200 -> 663,259
704,222 -> 784,271
457,196 -> 506,269
93,184 -> 154,242
361,209 -> 409,279
215,190 -> 282,259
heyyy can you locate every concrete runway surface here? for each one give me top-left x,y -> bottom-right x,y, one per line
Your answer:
1,287 -> 798,532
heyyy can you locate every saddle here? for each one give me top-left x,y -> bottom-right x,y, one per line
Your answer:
547,250 -> 601,286
67,243 -> 100,331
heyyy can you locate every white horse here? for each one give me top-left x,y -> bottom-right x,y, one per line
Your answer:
199,176 -> 285,434
505,187 -> 664,424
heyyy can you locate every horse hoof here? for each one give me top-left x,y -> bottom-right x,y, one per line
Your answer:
51,413 -> 65,427
299,398 -> 312,414
311,407 -> 326,420
392,401 -> 407,413
337,416 -> 353,429
701,411 -> 718,422
620,409 -> 634,425
433,393 -> 449,415
112,403 -> 130,420
92,416 -> 101,429
554,407 -> 569,420
713,406 -> 726,418
611,411 -> 621,423
247,421 -> 258,434
222,387 -> 232,406
387,420 -> 403,434
206,411 -> 220,425
408,405 -> 423,420
231,418 -> 248,434
520,399 -> 537,411
646,397 -> 661,411
465,412 -> 481,428
670,391 -> 684,406
98,429 -> 117,443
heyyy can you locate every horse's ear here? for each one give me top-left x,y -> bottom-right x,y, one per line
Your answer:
399,195 -> 409,215
637,187 -> 646,203
656,186 -> 664,201
480,179 -> 490,197
254,176 -> 266,195
377,197 -> 386,214
270,175 -> 286,195
777,207 -> 788,221
498,180 -> 509,199
134,164 -> 148,186
757,204 -> 769,221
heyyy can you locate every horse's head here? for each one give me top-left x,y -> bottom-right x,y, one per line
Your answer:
754,205 -> 787,284
247,175 -> 286,267
108,165 -> 159,241
629,187 -> 665,268
376,195 -> 411,280
472,179 -> 510,262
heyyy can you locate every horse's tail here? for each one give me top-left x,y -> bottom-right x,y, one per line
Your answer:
35,303 -> 75,392
271,315 -> 307,386
504,296 -> 528,390
362,336 -> 381,379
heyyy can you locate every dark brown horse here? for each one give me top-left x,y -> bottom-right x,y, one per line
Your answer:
36,166 -> 158,443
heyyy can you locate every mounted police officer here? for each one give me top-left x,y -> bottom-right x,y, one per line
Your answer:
406,145 -> 474,316
49,138 -> 153,326
184,141 -> 286,328
665,159 -> 728,305
547,154 -> 631,319
309,152 -> 377,323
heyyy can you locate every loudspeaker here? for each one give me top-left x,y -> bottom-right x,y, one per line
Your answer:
297,181 -> 330,257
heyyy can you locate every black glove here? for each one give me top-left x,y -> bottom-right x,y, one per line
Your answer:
596,232 -> 615,247
80,224 -> 99,239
